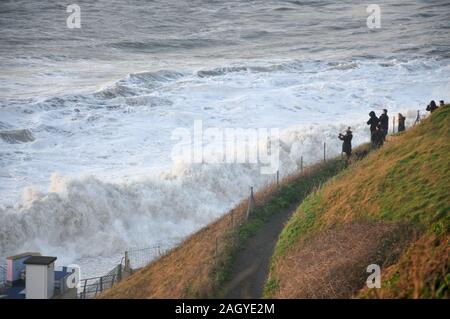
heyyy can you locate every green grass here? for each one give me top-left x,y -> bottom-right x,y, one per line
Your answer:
264,105 -> 450,298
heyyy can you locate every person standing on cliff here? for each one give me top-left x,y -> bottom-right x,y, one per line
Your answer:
372,124 -> 384,148
398,113 -> 406,132
379,109 -> 389,141
426,100 -> 438,113
368,111 -> 379,148
367,111 -> 379,133
338,127 -> 353,160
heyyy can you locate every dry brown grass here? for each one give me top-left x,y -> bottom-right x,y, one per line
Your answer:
272,221 -> 415,298
99,201 -> 243,298
359,233 -> 450,299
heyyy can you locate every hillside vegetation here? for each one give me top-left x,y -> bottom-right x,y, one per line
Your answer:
100,156 -> 352,298
265,105 -> 450,298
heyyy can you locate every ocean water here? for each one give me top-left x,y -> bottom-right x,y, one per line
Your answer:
0,0 -> 449,277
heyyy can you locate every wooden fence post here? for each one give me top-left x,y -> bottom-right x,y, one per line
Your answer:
301,156 -> 303,172
94,279 -> 99,296
246,186 -> 255,220
157,245 -> 161,256
83,279 -> 87,299
393,116 -> 395,134
117,263 -> 122,282
323,142 -> 326,162
124,251 -> 130,273
414,110 -> 420,126
276,170 -> 279,187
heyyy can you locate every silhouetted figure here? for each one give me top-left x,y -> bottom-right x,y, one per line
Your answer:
379,109 -> 389,141
426,100 -> 438,113
372,124 -> 384,148
367,111 -> 379,134
338,127 -> 353,159
398,113 -> 406,132
439,100 -> 445,108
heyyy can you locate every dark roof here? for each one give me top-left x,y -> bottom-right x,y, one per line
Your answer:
7,252 -> 40,260
24,256 -> 57,265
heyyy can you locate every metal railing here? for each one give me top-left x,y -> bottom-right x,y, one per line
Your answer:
0,264 -> 7,295
77,236 -> 184,298
78,263 -> 122,299
125,237 -> 183,271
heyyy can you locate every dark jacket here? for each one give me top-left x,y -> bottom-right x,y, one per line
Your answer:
367,114 -> 379,133
372,130 -> 384,148
379,113 -> 389,130
339,132 -> 352,155
426,101 -> 438,113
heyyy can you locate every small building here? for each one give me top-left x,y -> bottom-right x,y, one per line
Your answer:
0,252 -> 77,299
24,256 -> 57,299
6,252 -> 40,286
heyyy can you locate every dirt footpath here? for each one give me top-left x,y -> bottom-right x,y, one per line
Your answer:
222,204 -> 297,298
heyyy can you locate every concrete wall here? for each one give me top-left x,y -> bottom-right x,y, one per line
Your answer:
26,264 -> 47,299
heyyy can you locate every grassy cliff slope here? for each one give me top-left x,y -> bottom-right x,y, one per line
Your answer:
265,105 -> 450,298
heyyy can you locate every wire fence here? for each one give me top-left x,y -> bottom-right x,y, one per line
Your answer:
77,236 -> 185,298
78,263 -> 122,299
126,238 -> 183,270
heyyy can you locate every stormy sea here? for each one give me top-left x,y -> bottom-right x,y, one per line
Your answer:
1,0 -> 449,277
